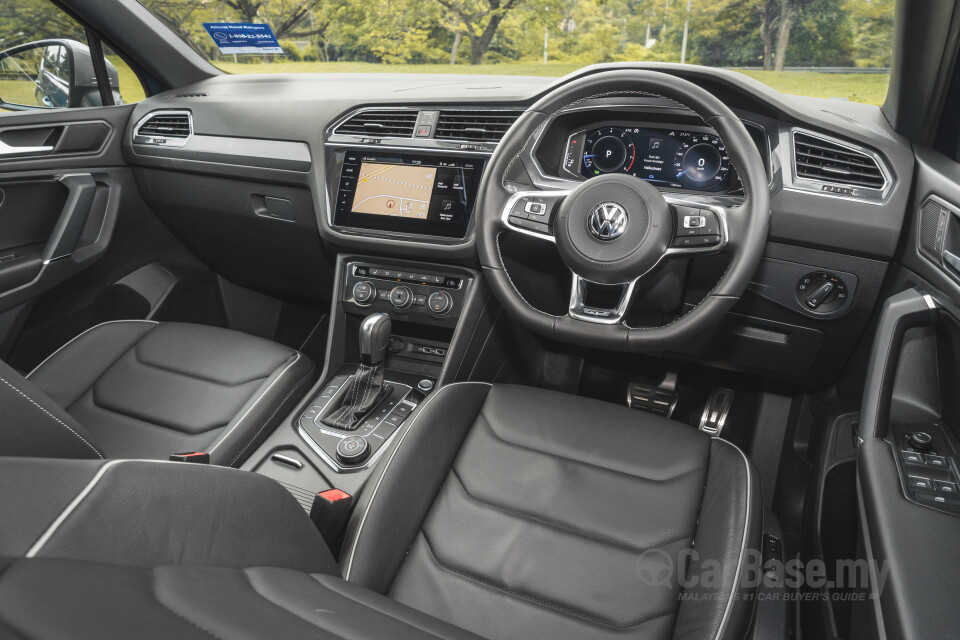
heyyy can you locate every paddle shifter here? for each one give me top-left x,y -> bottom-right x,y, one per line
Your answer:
321,313 -> 393,430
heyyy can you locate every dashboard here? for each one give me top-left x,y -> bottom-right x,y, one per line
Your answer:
121,64 -> 916,384
567,125 -> 734,192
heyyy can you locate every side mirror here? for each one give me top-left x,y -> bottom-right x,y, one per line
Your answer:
0,39 -> 119,111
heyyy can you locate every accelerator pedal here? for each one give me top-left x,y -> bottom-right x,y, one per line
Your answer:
699,387 -> 735,436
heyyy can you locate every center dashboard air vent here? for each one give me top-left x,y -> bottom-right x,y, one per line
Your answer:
133,110 -> 192,147
793,132 -> 886,190
435,109 -> 523,142
335,110 -> 418,138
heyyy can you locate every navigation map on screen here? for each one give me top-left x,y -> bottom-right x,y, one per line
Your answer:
351,163 -> 438,219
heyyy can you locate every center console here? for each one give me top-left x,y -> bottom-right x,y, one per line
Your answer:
242,251 -> 486,510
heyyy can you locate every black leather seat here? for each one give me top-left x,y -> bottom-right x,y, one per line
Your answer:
341,383 -> 762,640
0,320 -> 314,466
0,458 -> 484,640
0,383 -> 760,640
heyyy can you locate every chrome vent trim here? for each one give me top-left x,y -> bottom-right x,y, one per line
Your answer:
785,129 -> 892,204
133,110 -> 193,148
435,109 -> 524,142
794,132 -> 884,188
334,109 -> 418,138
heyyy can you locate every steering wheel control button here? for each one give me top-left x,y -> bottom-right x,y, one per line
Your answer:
389,286 -> 414,310
509,215 -> 552,235
336,436 -> 370,465
524,201 -> 547,216
909,431 -> 934,451
673,206 -> 720,237
428,291 -> 453,315
510,196 -> 554,222
672,234 -> 720,248
796,272 -> 848,314
352,281 -> 376,305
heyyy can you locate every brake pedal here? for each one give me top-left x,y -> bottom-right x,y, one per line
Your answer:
699,388 -> 735,436
628,372 -> 678,418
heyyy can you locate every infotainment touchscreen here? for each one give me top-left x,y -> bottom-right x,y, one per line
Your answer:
333,151 -> 484,239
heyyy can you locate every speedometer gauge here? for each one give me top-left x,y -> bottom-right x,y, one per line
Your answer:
673,134 -> 729,189
583,127 -> 635,174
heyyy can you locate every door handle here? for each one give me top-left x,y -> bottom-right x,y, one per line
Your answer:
0,139 -> 53,156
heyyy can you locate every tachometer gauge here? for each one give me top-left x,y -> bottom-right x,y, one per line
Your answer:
583,127 -> 635,174
673,134 -> 729,189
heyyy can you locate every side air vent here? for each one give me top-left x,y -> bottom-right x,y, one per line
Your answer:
794,132 -> 885,190
133,111 -> 193,148
335,110 -> 418,138
435,109 -> 523,142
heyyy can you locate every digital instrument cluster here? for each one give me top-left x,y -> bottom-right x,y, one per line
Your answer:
563,126 -> 735,192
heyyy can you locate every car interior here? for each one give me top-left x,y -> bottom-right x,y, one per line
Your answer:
1,0 -> 959,638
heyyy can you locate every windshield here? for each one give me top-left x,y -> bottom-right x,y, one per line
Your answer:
139,0 -> 894,105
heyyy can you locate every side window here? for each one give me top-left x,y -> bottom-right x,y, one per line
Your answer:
0,0 -> 145,112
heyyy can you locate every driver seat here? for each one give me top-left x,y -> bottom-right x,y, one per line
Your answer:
341,382 -> 762,640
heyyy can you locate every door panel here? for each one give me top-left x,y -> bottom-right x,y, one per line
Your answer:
0,104 -> 134,353
853,146 -> 960,639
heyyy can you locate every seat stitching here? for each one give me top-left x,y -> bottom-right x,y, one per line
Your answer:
132,344 -> 279,387
228,368 -> 314,467
0,375 -> 103,459
418,531 -> 677,629
148,567 -> 226,640
477,412 -> 705,483
448,467 -> 694,553
711,438 -> 755,640
25,319 -> 158,379
208,353 -> 306,456
58,323 -> 159,412
341,382 -> 494,581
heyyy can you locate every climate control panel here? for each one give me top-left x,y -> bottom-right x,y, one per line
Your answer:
343,261 -> 468,328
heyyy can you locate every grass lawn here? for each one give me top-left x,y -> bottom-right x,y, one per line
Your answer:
215,60 -> 890,105
8,58 -> 890,109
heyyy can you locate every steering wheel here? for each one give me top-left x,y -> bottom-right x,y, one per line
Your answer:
475,69 -> 770,352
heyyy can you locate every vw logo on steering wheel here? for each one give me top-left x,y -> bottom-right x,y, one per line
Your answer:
588,202 -> 628,241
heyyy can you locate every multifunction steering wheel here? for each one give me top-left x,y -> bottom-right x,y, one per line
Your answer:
475,69 -> 770,352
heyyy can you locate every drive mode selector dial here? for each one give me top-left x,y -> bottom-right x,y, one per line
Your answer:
336,435 -> 369,465
389,285 -> 414,310
352,281 -> 376,305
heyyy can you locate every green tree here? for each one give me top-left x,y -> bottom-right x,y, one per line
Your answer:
434,0 -> 529,64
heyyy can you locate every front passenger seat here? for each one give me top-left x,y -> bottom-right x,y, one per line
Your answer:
0,320 -> 313,466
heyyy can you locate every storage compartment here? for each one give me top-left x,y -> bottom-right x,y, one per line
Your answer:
137,169 -> 334,299
671,311 -> 825,378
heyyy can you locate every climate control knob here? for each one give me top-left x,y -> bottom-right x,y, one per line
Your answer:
389,286 -> 414,310
352,281 -> 377,305
427,291 -> 453,315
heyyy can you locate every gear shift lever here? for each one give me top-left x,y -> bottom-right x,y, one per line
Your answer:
359,313 -> 391,366
322,313 -> 393,430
